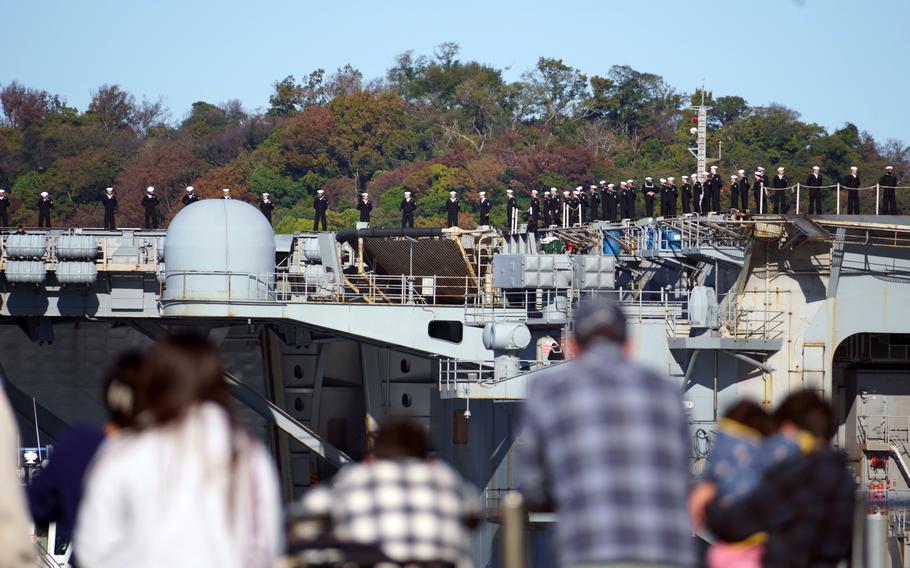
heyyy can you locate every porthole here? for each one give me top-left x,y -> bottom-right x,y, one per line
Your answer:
294,398 -> 304,412
294,365 -> 303,379
400,358 -> 411,373
401,393 -> 412,408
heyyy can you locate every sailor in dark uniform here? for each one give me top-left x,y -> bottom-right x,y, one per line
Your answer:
478,191 -> 492,226
844,166 -> 861,214
729,175 -> 741,210
37,192 -> 54,228
707,165 -> 722,212
626,179 -> 637,218
550,188 -> 562,226
880,165 -> 898,215
693,174 -> 703,214
806,166 -> 824,214
445,191 -> 460,228
642,177 -> 657,218
142,187 -> 159,229
753,170 -> 767,214
588,185 -> 600,222
182,186 -> 200,207
576,186 -> 589,224
618,182 -> 629,219
542,188 -> 554,227
0,189 -> 10,227
400,191 -> 416,228
680,176 -> 692,214
569,189 -> 583,225
506,189 -> 517,232
102,187 -> 118,230
528,189 -> 540,234
222,188 -> 233,200
736,170 -> 749,212
260,193 -> 274,223
598,181 -> 611,221
356,192 -> 372,224
313,189 -> 328,231
772,167 -> 790,214
665,177 -> 675,215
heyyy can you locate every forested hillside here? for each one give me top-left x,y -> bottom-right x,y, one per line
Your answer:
1,43 -> 907,230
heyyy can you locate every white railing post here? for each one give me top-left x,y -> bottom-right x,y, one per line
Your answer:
836,183 -> 841,215
796,183 -> 800,214
759,186 -> 764,215
876,184 -> 880,215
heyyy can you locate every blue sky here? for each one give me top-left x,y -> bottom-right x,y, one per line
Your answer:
4,0 -> 908,143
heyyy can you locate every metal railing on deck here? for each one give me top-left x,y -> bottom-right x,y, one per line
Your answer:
438,358 -> 565,394
161,270 -> 483,306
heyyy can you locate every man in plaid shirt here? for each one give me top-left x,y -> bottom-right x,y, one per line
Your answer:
301,418 -> 480,567
518,300 -> 694,567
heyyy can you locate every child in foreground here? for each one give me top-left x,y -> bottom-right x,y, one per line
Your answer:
700,400 -> 807,567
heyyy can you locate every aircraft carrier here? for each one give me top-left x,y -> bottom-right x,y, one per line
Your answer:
4,196 -> 910,566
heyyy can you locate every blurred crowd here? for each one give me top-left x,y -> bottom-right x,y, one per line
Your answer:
1,304 -> 857,567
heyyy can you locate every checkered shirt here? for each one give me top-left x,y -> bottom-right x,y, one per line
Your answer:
322,458 -> 480,567
517,341 -> 694,567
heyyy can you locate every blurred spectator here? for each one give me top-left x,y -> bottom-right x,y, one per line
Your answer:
300,417 -> 480,568
700,390 -> 855,567
693,400 -> 802,568
28,351 -> 143,567
518,299 -> 694,567
0,385 -> 36,568
75,334 -> 282,568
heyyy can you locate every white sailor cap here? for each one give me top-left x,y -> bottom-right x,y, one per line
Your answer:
186,186 -> 194,192
506,189 -> 513,193
710,165 -> 718,171
572,189 -> 580,194
777,167 -> 785,173
608,183 -> 615,188
599,180 -> 606,184
531,189 -> 538,194
886,165 -> 894,170
668,177 -> 675,181
41,191 -> 49,197
222,187 -> 231,193
146,187 -> 155,193
550,187 -> 557,192
645,177 -> 652,181
737,169 -> 745,175
702,171 -> 709,176
812,166 -> 820,171
105,187 -> 114,192
449,191 -> 456,196
263,192 -> 270,197
317,189 -> 324,194
681,175 -> 689,180
563,190 -> 570,195
404,191 -> 411,195
758,166 -> 765,172
361,192 -> 368,197
691,173 -> 698,179
0,189 -> 5,194
626,179 -> 634,184
479,191 -> 486,196
731,175 -> 738,180
575,186 -> 582,191
850,166 -> 858,171
619,181 -> 627,186
589,185 -> 597,189
659,178 -> 666,184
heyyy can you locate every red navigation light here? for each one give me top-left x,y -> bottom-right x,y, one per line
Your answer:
691,117 -> 699,124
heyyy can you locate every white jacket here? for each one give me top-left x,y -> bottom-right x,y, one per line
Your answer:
75,403 -> 282,568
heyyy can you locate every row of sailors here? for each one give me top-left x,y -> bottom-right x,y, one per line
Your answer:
1,164 -> 900,231
0,186 -> 275,229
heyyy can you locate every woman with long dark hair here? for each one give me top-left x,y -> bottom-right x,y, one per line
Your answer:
75,334 -> 281,568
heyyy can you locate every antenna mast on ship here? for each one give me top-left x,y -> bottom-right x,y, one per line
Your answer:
687,85 -> 720,173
